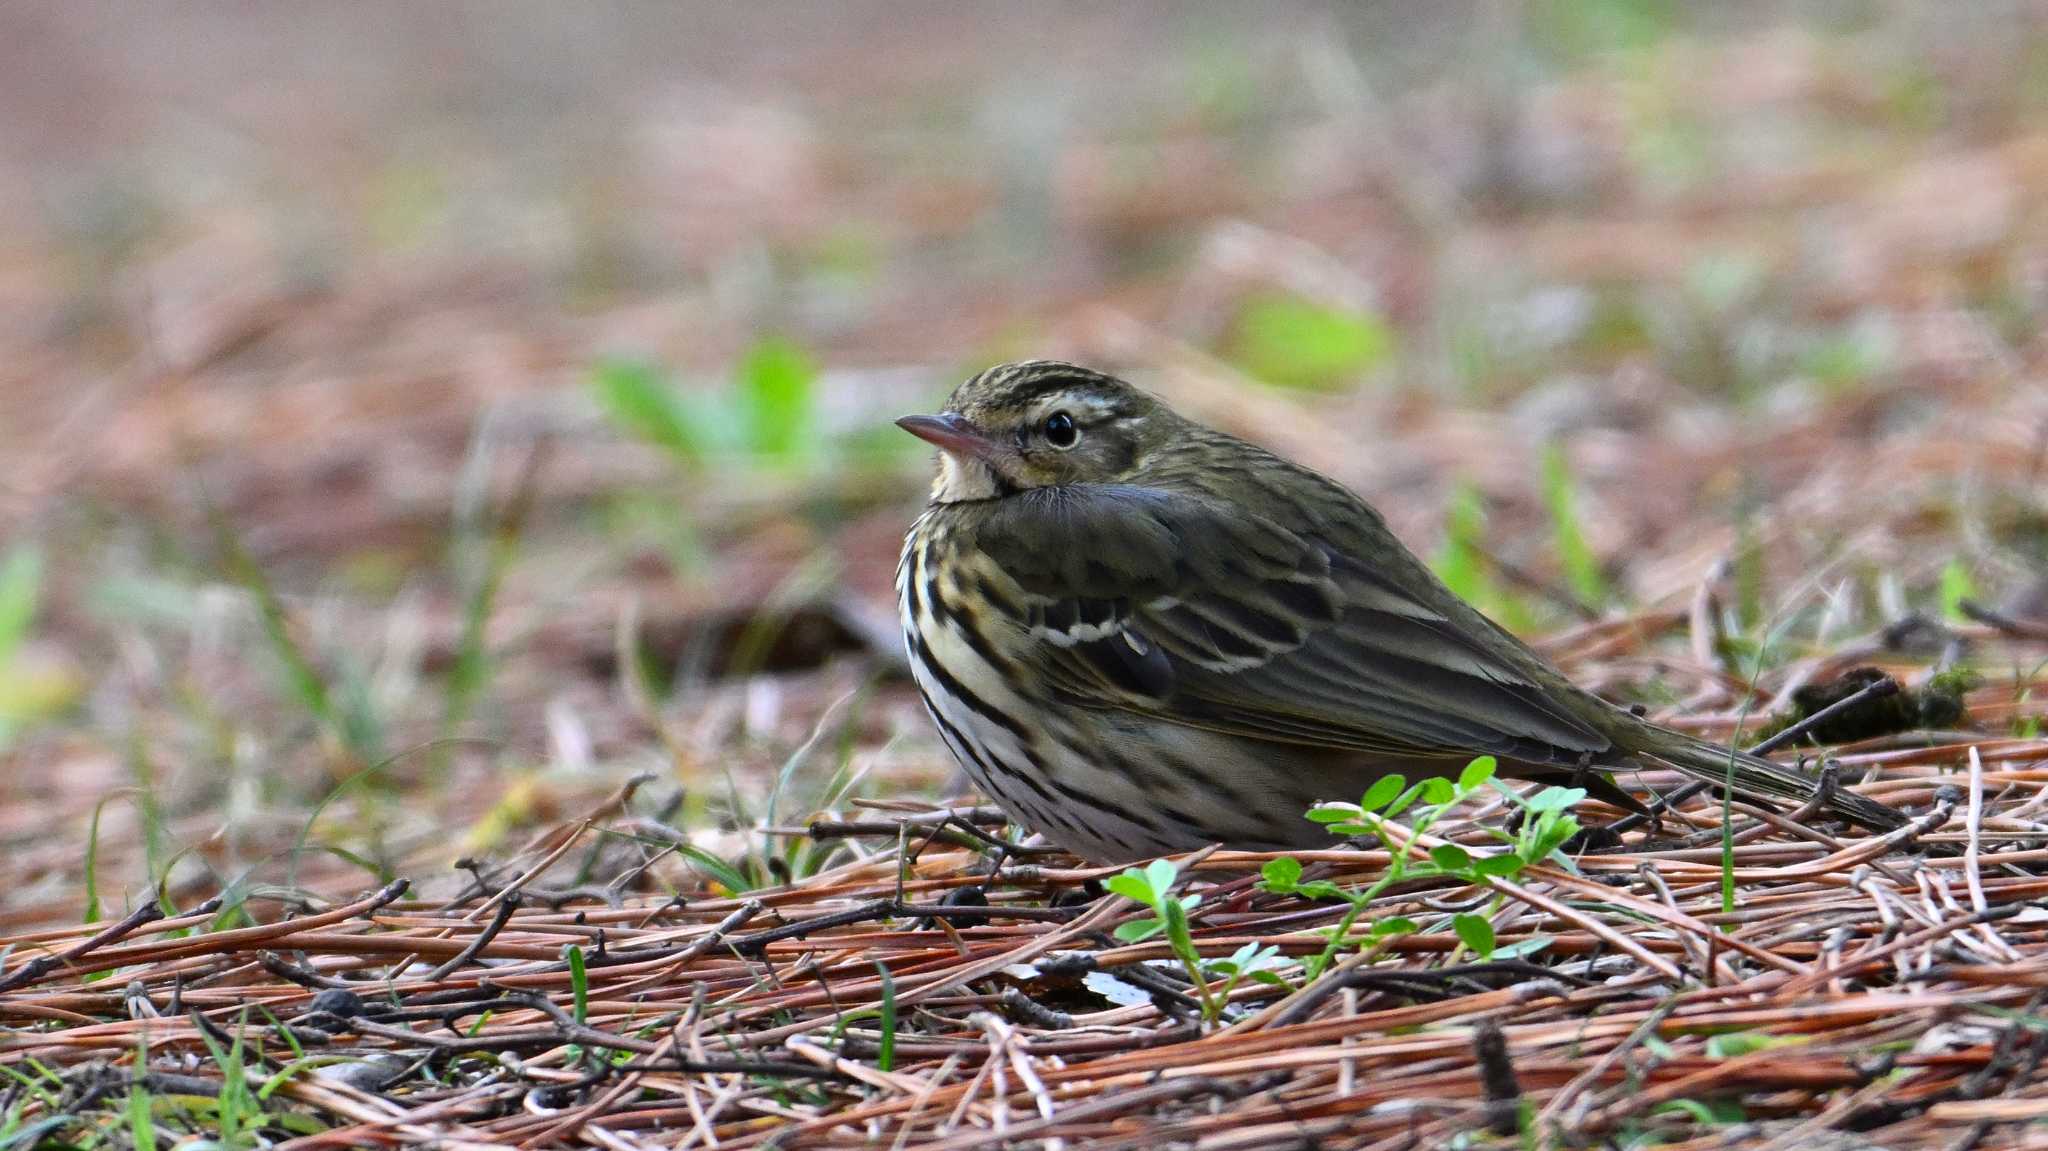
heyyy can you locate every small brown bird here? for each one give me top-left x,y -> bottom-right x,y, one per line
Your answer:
896,360 -> 1906,863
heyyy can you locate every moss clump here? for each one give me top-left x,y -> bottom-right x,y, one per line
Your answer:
1755,665 -> 1980,747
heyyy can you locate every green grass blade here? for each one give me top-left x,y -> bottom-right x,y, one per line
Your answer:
1541,442 -> 1610,609
127,1027 -> 160,1151
83,796 -> 110,925
568,944 -> 589,1024
442,440 -> 546,744
1940,559 -> 1977,623
208,502 -> 382,764
875,962 -> 896,1072
738,336 -> 817,462
674,843 -> 754,895
590,357 -> 703,466
0,544 -> 42,666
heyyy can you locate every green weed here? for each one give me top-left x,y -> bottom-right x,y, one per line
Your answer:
1541,443 -> 1610,609
1105,857 -> 1222,1021
1226,292 -> 1394,392
1262,757 -> 1570,978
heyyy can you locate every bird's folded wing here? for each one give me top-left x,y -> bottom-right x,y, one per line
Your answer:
970,483 -> 1612,766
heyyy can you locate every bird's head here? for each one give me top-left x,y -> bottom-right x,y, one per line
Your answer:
897,360 -> 1170,502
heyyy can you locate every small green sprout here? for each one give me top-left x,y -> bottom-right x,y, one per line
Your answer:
1206,941 -> 1293,1003
1262,756 -> 1575,975
1105,857 -> 1220,1021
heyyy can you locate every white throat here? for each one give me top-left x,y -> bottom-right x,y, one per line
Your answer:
930,453 -> 1003,503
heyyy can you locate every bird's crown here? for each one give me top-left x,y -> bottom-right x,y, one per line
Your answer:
944,360 -> 1151,425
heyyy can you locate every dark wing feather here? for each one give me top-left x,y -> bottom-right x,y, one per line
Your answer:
969,484 -> 1613,767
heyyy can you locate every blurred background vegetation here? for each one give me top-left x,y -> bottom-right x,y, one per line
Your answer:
1,1 -> 2044,913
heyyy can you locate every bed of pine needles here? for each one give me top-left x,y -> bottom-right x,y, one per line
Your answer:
9,7 -> 2048,1149
5,592 -> 2047,1149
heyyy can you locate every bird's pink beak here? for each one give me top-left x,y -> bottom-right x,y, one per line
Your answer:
896,413 -> 998,459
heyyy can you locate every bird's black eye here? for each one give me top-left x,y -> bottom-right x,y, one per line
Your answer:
1042,411 -> 1079,449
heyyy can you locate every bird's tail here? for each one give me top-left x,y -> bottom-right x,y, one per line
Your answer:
1635,729 -> 1909,835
